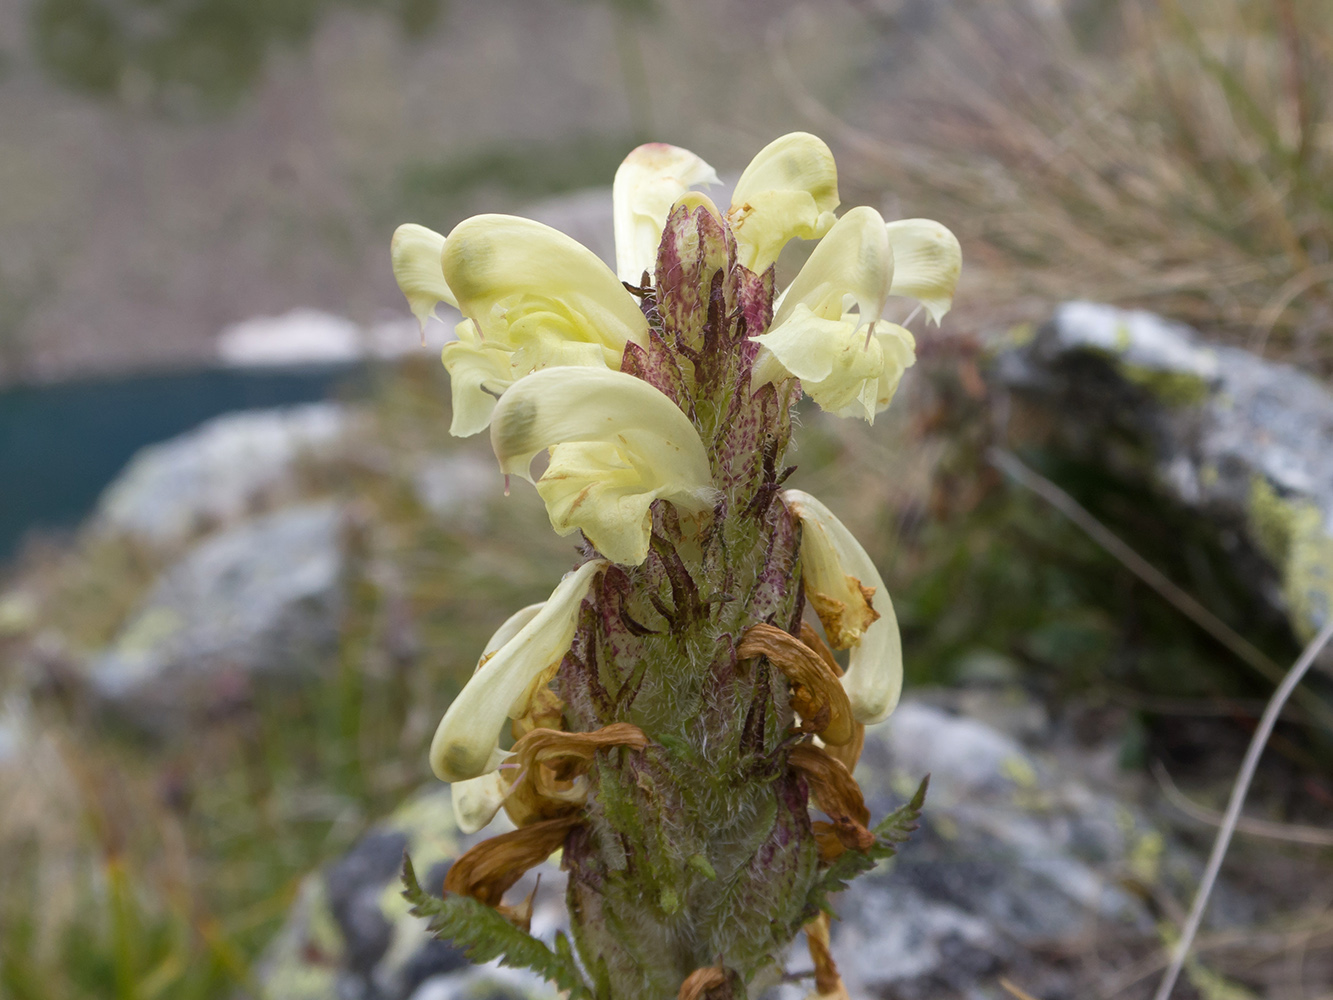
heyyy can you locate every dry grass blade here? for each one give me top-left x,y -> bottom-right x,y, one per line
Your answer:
1151,760 -> 1333,847
774,0 -> 1333,363
1152,615 -> 1333,1000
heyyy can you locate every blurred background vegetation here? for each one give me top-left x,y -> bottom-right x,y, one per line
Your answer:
1,0 -> 1332,997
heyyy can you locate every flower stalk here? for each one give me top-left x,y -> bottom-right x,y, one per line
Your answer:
394,133 -> 959,999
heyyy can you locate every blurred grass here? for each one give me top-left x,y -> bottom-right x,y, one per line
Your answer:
801,0 -> 1333,369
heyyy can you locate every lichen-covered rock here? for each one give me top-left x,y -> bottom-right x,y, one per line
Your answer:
87,501 -> 345,732
95,403 -> 356,547
256,789 -> 564,1000
995,301 -> 1333,653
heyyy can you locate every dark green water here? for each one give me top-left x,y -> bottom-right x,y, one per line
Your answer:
0,365 -> 362,564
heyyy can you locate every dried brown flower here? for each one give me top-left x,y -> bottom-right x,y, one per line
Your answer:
738,624 -> 854,746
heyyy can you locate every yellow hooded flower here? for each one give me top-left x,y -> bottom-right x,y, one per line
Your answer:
728,132 -> 841,273
753,207 -> 960,422
613,143 -> 720,284
430,560 -> 607,783
490,367 -> 717,566
783,489 -> 902,725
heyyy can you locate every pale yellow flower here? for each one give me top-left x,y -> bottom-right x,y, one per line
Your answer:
490,367 -> 717,566
613,143 -> 720,283
753,206 -> 960,423
728,132 -> 841,273
783,490 -> 902,725
429,560 -> 607,783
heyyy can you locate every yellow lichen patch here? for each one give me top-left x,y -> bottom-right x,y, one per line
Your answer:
738,624 -> 854,746
1248,477 -> 1333,640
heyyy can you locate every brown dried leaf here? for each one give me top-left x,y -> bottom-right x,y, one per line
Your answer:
800,623 -> 867,771
738,624 -> 854,746
800,622 -> 843,676
812,821 -> 847,862
502,724 -> 648,827
790,743 -> 874,854
804,912 -> 849,998
443,814 -> 579,920
678,965 -> 735,1000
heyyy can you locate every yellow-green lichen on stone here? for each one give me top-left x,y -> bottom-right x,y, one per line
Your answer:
1247,477 -> 1333,639
260,879 -> 344,1000
1117,363 -> 1212,407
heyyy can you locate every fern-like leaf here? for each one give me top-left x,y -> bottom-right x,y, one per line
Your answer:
400,854 -> 593,999
807,774 -> 929,916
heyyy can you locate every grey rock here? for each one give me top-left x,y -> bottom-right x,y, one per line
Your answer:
257,789 -> 562,1000
95,403 -> 355,547
88,501 -> 344,731
0,696 -> 28,767
783,698 -> 1163,1000
994,301 -> 1333,650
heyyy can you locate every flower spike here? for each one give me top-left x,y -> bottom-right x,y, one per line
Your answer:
728,132 -> 840,272
490,367 -> 717,566
429,560 -> 607,782
391,223 -> 458,335
783,490 -> 902,724
613,143 -> 720,284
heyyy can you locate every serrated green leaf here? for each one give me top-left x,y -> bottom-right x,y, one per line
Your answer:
400,854 -> 593,999
806,774 -> 929,916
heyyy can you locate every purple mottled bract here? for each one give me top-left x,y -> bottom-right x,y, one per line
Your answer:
554,205 -> 818,996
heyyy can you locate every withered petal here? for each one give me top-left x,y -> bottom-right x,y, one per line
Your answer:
811,821 -> 846,863
738,624 -> 854,746
502,724 -> 649,828
678,965 -> 736,1000
804,912 -> 849,999
789,741 -> 874,858
443,814 -> 579,910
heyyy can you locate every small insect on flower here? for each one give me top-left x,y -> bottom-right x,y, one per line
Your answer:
393,131 -> 959,1000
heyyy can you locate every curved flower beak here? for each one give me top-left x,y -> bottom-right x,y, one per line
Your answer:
443,214 -> 648,367
391,224 -> 458,335
490,367 -> 717,566
728,132 -> 840,273
429,560 -> 607,782
613,143 -> 720,284
885,218 -> 962,324
783,490 -> 901,725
